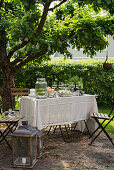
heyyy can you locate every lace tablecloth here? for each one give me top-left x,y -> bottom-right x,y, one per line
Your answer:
19,95 -> 98,130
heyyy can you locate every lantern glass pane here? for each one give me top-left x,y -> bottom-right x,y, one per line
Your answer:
13,137 -> 30,165
39,137 -> 42,150
37,137 -> 43,157
32,136 -> 36,164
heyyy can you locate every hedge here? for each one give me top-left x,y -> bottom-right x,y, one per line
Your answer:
15,58 -> 114,107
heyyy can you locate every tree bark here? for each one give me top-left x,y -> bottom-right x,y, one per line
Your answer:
1,65 -> 15,112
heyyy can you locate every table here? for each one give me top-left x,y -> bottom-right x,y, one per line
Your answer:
19,95 -> 98,131
0,115 -> 24,149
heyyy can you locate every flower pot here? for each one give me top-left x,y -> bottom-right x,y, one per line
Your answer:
103,62 -> 112,70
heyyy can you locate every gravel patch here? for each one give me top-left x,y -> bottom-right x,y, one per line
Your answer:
0,129 -> 114,170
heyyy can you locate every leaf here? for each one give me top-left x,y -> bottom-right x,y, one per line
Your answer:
105,0 -> 111,5
97,0 -> 102,4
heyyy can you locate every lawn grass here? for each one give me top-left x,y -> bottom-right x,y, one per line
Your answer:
15,97 -> 20,110
98,107 -> 114,134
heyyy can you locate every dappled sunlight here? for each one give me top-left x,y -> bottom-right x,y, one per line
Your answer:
61,160 -> 72,169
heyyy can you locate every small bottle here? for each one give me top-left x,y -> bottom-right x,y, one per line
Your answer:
35,78 -> 47,99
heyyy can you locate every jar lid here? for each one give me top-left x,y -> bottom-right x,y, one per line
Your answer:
37,78 -> 46,81
30,89 -> 35,92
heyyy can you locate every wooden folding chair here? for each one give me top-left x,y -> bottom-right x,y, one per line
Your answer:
11,88 -> 29,111
89,107 -> 114,146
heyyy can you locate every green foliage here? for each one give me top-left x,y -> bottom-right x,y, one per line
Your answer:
48,4 -> 114,57
15,58 -> 114,107
0,0 -> 113,60
75,0 -> 114,14
68,75 -> 80,83
55,2 -> 75,20
20,0 -> 36,11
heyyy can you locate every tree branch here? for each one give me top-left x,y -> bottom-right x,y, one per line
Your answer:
14,49 -> 49,70
7,2 -> 51,59
49,0 -> 67,11
7,40 -> 31,59
11,57 -> 24,65
36,2 -> 51,34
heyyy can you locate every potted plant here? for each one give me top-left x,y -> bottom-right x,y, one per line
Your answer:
103,36 -> 112,71
103,59 -> 112,70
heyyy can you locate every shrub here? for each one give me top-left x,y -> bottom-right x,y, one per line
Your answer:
15,58 -> 114,107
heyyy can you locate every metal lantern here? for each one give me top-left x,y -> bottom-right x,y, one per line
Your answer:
11,125 -> 38,168
37,130 -> 45,158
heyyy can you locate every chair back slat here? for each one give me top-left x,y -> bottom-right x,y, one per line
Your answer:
90,112 -> 110,120
11,88 -> 29,96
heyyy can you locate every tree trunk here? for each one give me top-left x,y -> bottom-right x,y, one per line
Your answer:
1,66 -> 15,112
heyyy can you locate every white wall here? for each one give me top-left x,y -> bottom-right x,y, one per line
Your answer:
52,35 -> 114,60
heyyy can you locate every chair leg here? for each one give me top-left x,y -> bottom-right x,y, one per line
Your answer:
89,127 -> 114,146
6,123 -> 14,133
52,125 -> 57,135
89,118 -> 114,146
67,124 -> 71,131
47,126 -> 52,136
59,125 -> 66,142
72,122 -> 78,131
89,119 -> 106,138
84,120 -> 91,135
0,122 -> 17,143
96,118 -> 114,145
64,125 -> 70,140
0,130 -> 12,150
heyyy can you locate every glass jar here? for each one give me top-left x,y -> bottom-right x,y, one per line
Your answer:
35,78 -> 47,99
47,89 -> 55,98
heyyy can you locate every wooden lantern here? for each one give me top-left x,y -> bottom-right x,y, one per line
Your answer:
11,125 -> 38,168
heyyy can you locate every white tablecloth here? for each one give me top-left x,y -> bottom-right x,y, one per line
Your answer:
19,95 -> 98,130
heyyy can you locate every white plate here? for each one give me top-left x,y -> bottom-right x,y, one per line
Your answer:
58,93 -> 72,97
